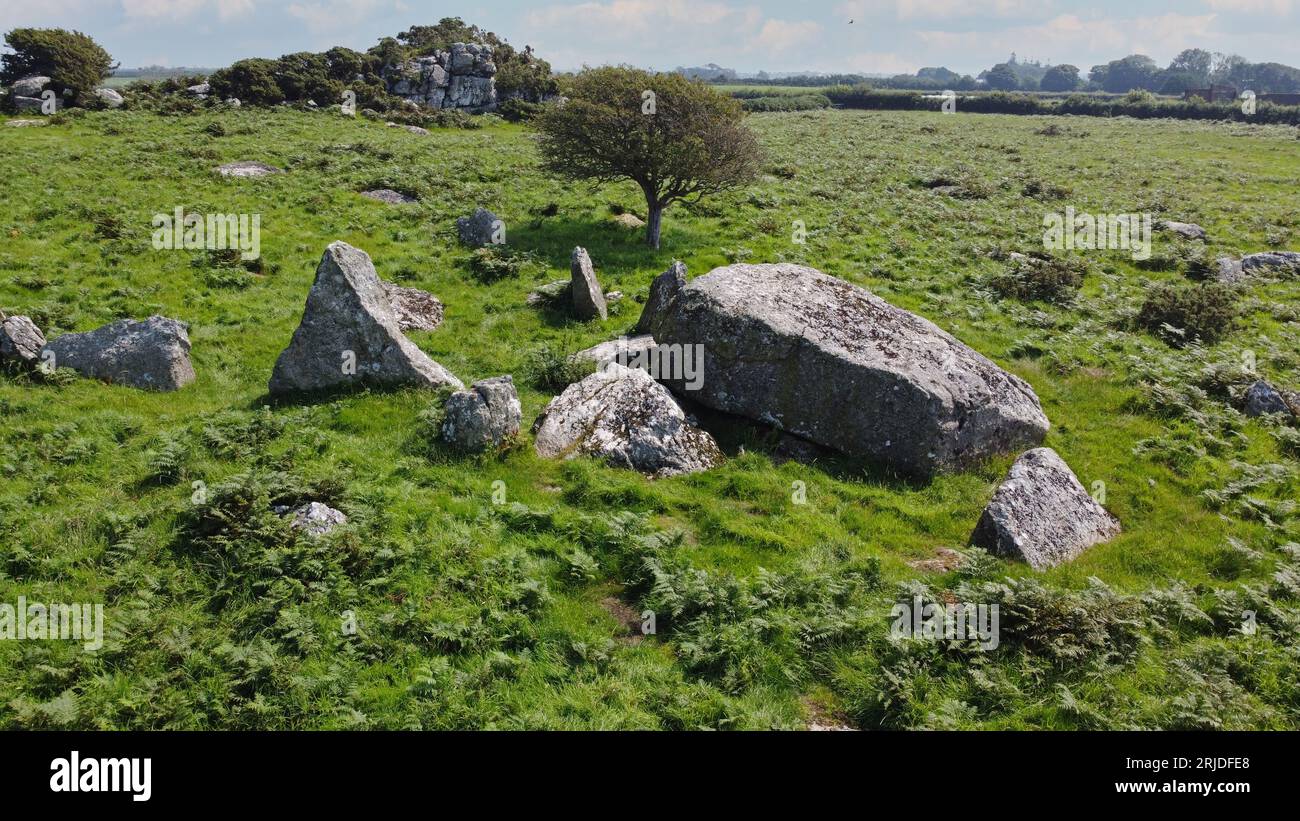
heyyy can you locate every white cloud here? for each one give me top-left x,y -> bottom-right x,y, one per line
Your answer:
836,0 -> 1047,21
286,0 -> 381,33
119,0 -> 254,23
751,19 -> 822,52
1203,0 -> 1295,13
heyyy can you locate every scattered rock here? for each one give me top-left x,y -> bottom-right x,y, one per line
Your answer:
569,334 -> 657,369
268,241 -> 462,395
360,188 -> 417,204
280,502 -> 347,537
441,375 -> 522,452
216,161 -> 283,178
570,247 -> 607,320
1244,380 -> 1294,417
42,316 -> 196,391
187,82 -> 211,97
605,290 -> 623,303
642,263 -> 1050,476
526,279 -> 570,306
970,448 -> 1121,570
13,96 -> 49,113
636,261 -> 687,334
0,315 -> 46,368
226,98 -> 241,108
381,282 -> 444,332
908,548 -> 965,573
456,207 -> 500,247
613,212 -> 645,229
1241,251 -> 1300,275
386,122 -> 430,136
533,364 -> 723,477
1215,256 -> 1245,284
1161,220 -> 1206,240
93,88 -> 124,108
4,119 -> 46,127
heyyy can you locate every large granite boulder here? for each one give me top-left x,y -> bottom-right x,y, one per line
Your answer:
570,247 -> 607,320
441,375 -> 522,452
1161,221 -> 1206,240
970,448 -> 1121,569
9,76 -> 50,99
381,282 -> 444,332
456,207 -> 500,247
43,316 -> 196,391
268,241 -> 462,395
533,365 -> 723,477
0,314 -> 46,368
637,261 -> 686,334
641,263 -> 1049,476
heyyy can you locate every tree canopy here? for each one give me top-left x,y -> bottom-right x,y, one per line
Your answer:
1,28 -> 116,103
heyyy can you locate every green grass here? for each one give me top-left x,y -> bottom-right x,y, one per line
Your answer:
1,106 -> 1298,729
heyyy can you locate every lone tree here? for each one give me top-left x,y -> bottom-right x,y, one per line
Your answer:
535,67 -> 762,249
1,28 -> 116,104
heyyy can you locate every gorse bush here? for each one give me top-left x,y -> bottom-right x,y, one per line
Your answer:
1138,282 -> 1238,345
1,28 -> 116,106
989,253 -> 1087,303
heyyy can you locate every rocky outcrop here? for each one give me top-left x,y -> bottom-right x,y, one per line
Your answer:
641,263 -> 1049,476
381,282 -> 444,332
970,448 -> 1121,569
533,365 -> 723,477
361,188 -> 417,204
10,76 -> 50,98
268,241 -> 462,395
42,316 -> 196,391
1241,251 -> 1300,275
456,207 -> 500,247
570,247 -> 607,320
384,43 -> 497,112
0,314 -> 46,368
441,375 -> 522,452
1215,256 -> 1245,284
277,502 -> 347,537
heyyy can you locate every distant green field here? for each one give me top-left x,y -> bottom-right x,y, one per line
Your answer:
1,106 -> 1297,729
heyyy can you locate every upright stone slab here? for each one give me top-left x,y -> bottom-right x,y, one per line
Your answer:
268,241 -> 462,395
570,247 -> 607,320
0,315 -> 46,368
637,261 -> 686,334
970,448 -> 1121,569
441,375 -> 522,451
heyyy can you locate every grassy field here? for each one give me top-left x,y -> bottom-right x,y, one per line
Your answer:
1,106 -> 1298,729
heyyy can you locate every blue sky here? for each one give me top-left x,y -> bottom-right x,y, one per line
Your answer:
1,0 -> 1297,74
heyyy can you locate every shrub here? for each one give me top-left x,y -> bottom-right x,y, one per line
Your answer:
1,28 -> 115,105
1138,282 -> 1238,345
498,97 -> 544,122
989,254 -> 1087,304
524,344 -> 593,391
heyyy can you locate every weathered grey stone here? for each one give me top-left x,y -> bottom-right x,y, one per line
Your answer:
360,188 -> 417,205
1242,251 -> 1300,274
570,247 -> 607,320
441,375 -> 522,452
93,87 -> 124,108
187,82 -> 211,96
0,315 -> 46,367
613,213 -> 645,229
216,161 -> 282,178
268,241 -> 462,395
1244,380 -> 1293,417
970,448 -> 1121,569
43,316 -> 195,391
4,119 -> 46,127
386,122 -> 430,136
226,98 -> 241,108
642,263 -> 1049,476
526,279 -> 570,306
570,334 -> 657,369
637,261 -> 686,333
13,96 -> 46,112
281,502 -> 347,537
383,43 -> 497,112
381,282 -> 444,332
456,207 -> 501,247
533,365 -> 723,477
1216,256 -> 1245,284
10,76 -> 50,98
1162,220 -> 1206,240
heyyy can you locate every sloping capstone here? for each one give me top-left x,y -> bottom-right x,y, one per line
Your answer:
43,316 -> 195,391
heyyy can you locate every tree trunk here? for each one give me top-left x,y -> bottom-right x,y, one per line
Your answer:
645,201 -> 664,249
